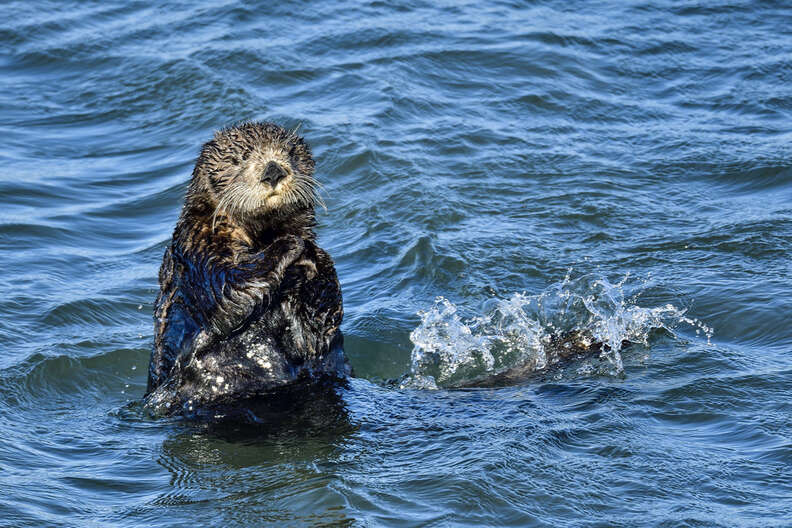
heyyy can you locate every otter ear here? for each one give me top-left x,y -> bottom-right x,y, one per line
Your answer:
191,141 -> 227,193
192,141 -> 214,175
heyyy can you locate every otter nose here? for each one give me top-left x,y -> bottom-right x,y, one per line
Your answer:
260,161 -> 287,186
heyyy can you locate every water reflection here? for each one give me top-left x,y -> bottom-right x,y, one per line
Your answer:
152,383 -> 357,524
158,380 -> 356,446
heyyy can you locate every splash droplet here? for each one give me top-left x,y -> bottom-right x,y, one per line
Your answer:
403,273 -> 709,388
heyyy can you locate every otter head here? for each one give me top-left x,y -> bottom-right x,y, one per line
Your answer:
191,122 -> 319,228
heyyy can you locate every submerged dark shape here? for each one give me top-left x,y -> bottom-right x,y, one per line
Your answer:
453,331 -> 632,389
145,122 -> 348,419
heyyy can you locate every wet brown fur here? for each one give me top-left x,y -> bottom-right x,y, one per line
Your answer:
146,122 -> 346,417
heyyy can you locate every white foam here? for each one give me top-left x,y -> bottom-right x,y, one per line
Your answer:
402,273 -> 713,389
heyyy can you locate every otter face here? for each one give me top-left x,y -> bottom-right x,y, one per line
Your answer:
195,122 -> 319,224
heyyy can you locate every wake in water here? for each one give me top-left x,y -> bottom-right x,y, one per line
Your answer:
401,273 -> 712,389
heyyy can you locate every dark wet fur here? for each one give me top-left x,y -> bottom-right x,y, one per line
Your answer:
453,332 -> 632,389
388,331 -> 632,390
183,376 -> 352,430
145,122 -> 348,418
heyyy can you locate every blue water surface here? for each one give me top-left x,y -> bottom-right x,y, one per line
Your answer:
1,1 -> 791,526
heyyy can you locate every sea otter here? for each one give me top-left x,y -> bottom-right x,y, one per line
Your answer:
145,122 -> 348,419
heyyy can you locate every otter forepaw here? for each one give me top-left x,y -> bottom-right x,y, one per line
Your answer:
218,281 -> 270,326
267,234 -> 305,259
294,258 -> 318,279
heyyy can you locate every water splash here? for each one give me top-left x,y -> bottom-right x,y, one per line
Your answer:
401,273 -> 713,389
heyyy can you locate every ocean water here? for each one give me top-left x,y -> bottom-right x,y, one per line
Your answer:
1,1 -> 791,526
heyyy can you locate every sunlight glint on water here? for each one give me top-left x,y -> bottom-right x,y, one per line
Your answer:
404,273 -> 714,389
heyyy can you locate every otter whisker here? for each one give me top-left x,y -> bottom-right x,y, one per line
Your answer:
307,188 -> 326,211
305,177 -> 325,191
212,182 -> 250,230
291,122 -> 302,138
296,177 -> 325,210
294,183 -> 320,210
212,190 -> 234,231
286,187 -> 304,208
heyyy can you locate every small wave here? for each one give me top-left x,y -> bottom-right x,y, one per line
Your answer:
401,273 -> 712,389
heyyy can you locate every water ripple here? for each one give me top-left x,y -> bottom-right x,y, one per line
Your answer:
2,0 -> 792,525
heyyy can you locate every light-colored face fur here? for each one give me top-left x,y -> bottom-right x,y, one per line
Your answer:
192,122 -> 321,228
